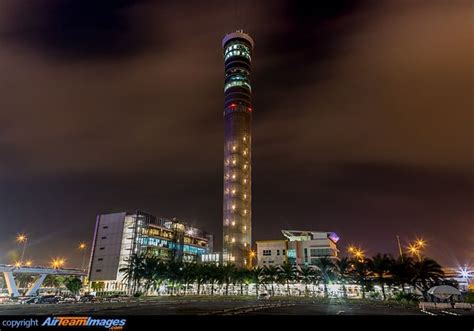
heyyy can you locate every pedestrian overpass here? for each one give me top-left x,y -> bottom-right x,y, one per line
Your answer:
0,264 -> 85,297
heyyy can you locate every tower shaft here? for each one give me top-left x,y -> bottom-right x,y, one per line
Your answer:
222,31 -> 254,267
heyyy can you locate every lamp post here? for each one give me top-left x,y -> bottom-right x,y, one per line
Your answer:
79,242 -> 87,271
16,234 -> 28,266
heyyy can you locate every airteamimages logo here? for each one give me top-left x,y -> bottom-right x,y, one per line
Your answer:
41,317 -> 126,329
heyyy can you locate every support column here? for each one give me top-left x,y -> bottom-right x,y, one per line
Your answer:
26,274 -> 47,296
3,271 -> 20,297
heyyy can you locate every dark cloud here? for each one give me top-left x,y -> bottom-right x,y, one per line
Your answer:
0,0 -> 160,59
0,0 -> 472,267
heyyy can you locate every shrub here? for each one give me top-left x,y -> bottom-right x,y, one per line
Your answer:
394,292 -> 420,303
465,292 -> 474,304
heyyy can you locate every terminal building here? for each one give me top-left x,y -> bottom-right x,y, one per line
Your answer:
88,211 -> 212,292
256,230 -> 340,267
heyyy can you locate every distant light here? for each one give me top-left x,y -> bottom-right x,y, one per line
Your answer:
25,260 -> 32,267
458,266 -> 473,279
16,234 -> 27,243
14,261 -> 21,268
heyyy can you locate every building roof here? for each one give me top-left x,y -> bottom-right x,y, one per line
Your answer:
222,30 -> 254,48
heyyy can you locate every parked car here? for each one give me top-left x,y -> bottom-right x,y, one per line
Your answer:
21,296 -> 40,304
37,295 -> 60,304
79,295 -> 97,303
60,296 -> 77,303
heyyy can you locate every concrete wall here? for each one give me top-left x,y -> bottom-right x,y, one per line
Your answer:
89,212 -> 127,281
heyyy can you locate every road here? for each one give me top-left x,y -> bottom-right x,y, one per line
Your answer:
0,298 -> 434,315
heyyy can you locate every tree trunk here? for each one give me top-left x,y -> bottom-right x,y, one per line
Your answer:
381,281 -> 386,300
324,283 -> 328,298
287,281 -> 290,296
226,282 -> 229,296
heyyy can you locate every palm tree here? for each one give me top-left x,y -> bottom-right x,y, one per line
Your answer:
194,264 -> 207,295
298,265 -> 315,296
278,262 -> 295,296
335,257 -> 351,298
263,265 -> 279,296
221,264 -> 237,296
205,264 -> 220,296
119,253 -> 146,295
390,255 -> 415,293
181,262 -> 197,296
141,255 -> 160,295
350,259 -> 370,299
412,258 -> 444,300
367,254 -> 393,300
250,266 -> 265,298
314,257 -> 336,298
151,261 -> 167,296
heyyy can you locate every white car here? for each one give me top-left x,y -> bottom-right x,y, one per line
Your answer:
258,292 -> 271,300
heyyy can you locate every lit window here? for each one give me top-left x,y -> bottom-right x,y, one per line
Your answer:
243,225 -> 247,231
232,174 -> 236,179
243,194 -> 247,199
232,146 -> 237,151
243,210 -> 247,215
243,164 -> 247,169
231,237 -> 236,243
231,189 -> 236,194
243,150 -> 247,156
224,80 -> 251,92
232,159 -> 236,165
231,221 -> 235,226
243,179 -> 247,184
243,136 -> 247,142
231,205 -> 236,210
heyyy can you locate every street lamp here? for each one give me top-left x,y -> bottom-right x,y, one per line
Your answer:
78,242 -> 87,271
16,234 -> 28,266
25,260 -> 32,267
408,244 -> 421,261
51,258 -> 65,269
248,250 -> 256,268
348,246 -> 365,262
407,238 -> 426,261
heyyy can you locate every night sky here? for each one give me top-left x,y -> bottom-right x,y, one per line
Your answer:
0,0 -> 472,268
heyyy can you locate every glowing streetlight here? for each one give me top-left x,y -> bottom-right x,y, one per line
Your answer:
415,238 -> 426,248
79,242 -> 88,271
408,244 -> 421,261
51,258 -> 65,269
25,260 -> 32,267
16,234 -> 28,265
348,246 -> 365,262
14,261 -> 21,268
